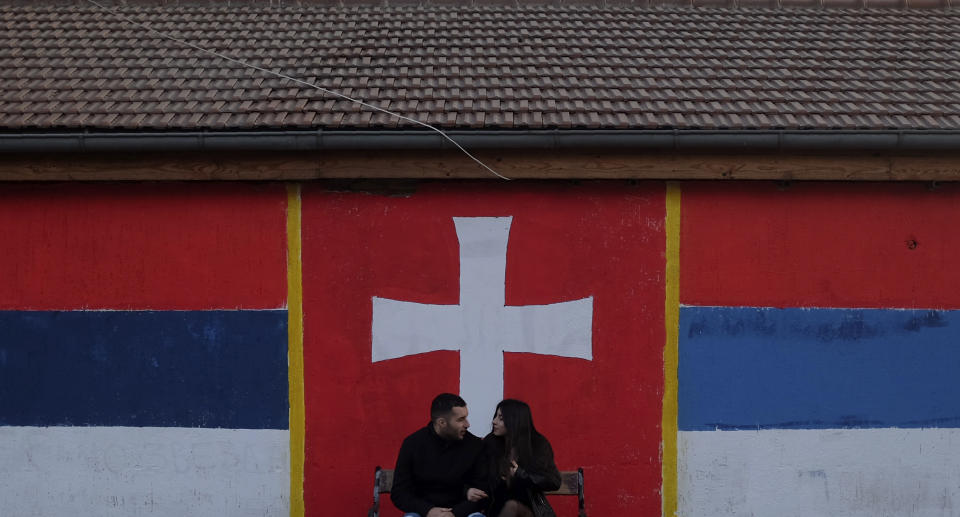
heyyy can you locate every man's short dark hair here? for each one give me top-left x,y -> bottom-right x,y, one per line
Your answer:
430,393 -> 466,421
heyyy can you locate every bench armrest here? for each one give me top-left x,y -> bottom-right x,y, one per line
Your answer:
577,467 -> 587,517
368,466 -> 383,517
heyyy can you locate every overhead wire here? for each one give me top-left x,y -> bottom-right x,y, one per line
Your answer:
84,0 -> 511,180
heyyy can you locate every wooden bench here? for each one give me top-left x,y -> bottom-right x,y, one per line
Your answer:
368,466 -> 586,517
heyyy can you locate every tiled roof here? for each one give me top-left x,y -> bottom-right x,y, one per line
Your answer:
1,3 -> 959,131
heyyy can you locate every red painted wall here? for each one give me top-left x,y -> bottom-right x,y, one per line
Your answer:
0,183 -> 288,310
302,181 -> 666,517
681,182 -> 960,308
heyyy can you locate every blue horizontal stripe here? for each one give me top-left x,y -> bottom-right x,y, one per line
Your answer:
679,306 -> 960,431
0,310 -> 288,429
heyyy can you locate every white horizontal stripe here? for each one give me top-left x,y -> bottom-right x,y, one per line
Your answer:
0,426 -> 289,517
680,428 -> 960,517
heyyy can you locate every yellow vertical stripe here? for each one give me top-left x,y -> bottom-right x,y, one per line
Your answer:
286,184 -> 305,517
662,182 -> 681,517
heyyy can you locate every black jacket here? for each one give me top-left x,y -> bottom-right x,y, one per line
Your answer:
391,423 -> 486,517
482,433 -> 562,517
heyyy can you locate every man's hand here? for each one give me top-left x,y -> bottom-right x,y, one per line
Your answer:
466,488 -> 488,502
426,507 -> 454,517
509,460 -> 519,477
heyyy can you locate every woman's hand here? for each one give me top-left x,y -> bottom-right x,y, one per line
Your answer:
466,488 -> 488,502
509,460 -> 519,477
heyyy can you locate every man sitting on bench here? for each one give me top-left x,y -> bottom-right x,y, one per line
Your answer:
391,393 -> 488,517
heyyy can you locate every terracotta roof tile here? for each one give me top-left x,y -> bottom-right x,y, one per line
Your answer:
1,3 -> 959,130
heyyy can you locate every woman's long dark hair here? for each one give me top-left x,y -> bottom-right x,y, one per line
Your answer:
493,399 -> 543,468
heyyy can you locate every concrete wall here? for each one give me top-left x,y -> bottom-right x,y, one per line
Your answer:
1,180 -> 959,516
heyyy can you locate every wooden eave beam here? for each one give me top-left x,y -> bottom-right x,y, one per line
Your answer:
2,150 -> 960,181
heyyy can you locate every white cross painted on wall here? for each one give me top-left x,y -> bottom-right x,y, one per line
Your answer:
371,217 -> 593,435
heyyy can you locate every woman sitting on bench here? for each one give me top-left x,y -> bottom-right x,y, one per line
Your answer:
481,399 -> 562,517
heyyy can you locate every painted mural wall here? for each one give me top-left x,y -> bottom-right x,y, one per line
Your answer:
302,182 -> 665,517
677,182 -> 960,517
1,180 -> 958,517
0,183 -> 291,516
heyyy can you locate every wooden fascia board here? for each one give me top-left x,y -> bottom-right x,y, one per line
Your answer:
1,150 -> 960,181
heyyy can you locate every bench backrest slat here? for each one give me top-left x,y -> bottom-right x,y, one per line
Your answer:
376,468 -> 580,496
